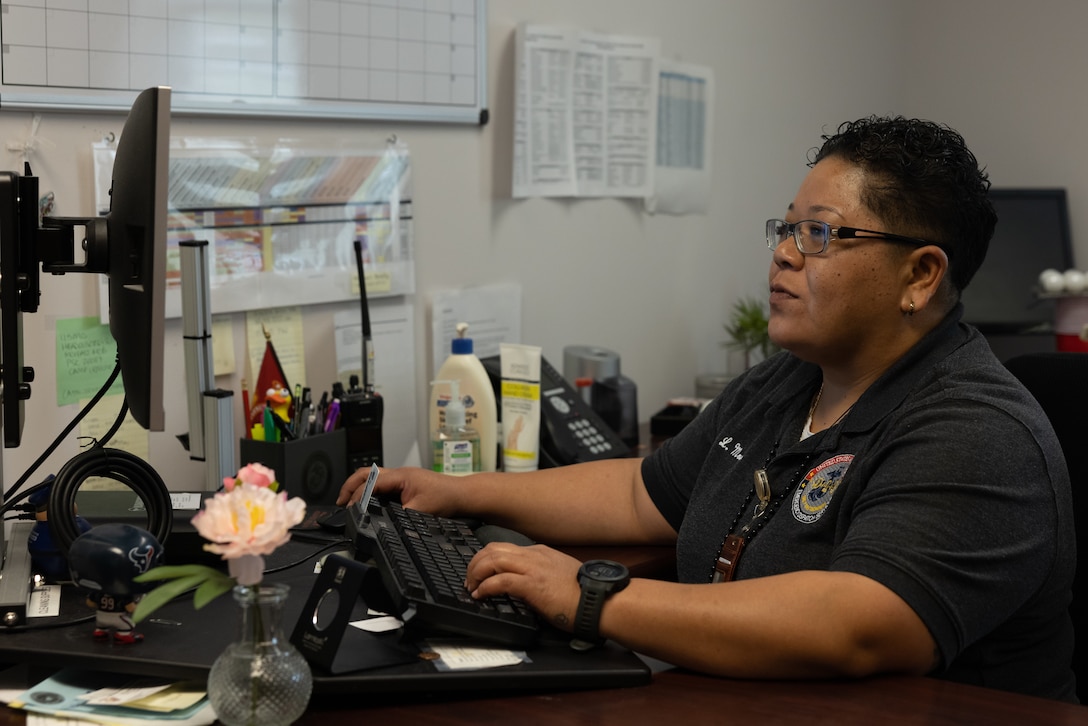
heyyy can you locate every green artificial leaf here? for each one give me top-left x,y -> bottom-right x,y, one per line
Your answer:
131,564 -> 235,623
132,573 -> 207,623
193,571 -> 235,609
133,564 -> 213,583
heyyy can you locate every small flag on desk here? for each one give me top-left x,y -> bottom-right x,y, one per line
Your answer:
250,324 -> 293,428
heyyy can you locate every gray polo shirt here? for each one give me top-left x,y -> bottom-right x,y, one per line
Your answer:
642,306 -> 1077,701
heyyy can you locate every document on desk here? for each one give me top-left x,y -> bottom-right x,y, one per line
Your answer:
512,24 -> 660,198
422,639 -> 530,671
10,668 -> 214,726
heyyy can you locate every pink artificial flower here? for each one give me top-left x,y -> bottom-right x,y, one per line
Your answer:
222,462 -> 277,492
193,477 -> 306,567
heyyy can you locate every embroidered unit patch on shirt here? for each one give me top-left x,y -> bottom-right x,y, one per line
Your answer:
792,454 -> 853,524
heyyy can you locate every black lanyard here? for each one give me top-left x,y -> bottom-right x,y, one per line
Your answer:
711,442 -> 817,583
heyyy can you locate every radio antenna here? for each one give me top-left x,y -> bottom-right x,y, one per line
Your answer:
354,239 -> 374,394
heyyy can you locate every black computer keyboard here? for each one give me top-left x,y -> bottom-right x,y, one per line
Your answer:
349,499 -> 539,648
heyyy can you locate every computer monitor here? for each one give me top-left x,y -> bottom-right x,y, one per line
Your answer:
0,86 -> 170,447
961,188 -> 1074,333
100,86 -> 169,431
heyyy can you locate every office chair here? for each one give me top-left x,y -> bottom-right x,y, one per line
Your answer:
1004,352 -> 1088,702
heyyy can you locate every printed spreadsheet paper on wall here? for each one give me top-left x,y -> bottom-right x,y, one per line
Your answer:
512,24 -> 660,198
0,0 -> 488,124
92,137 -> 415,319
645,58 -> 714,216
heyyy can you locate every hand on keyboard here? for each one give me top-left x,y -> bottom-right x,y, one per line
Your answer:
353,499 -> 542,647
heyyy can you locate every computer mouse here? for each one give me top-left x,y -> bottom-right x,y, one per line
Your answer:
316,508 -> 349,533
474,524 -> 535,547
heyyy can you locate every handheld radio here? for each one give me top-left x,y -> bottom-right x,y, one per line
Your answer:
339,239 -> 384,470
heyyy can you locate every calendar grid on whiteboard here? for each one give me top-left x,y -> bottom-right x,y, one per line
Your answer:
0,0 -> 488,124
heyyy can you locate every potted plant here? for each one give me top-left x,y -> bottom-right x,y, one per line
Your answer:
722,296 -> 777,372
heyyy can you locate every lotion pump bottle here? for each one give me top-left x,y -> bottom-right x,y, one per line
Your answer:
430,322 -> 498,471
431,380 -> 481,475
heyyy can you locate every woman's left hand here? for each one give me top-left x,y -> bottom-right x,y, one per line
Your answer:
465,543 -> 584,632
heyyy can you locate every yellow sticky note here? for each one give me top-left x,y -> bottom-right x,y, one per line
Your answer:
212,314 -> 236,375
245,306 -> 306,391
78,394 -> 150,488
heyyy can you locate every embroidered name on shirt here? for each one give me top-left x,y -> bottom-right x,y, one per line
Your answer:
792,454 -> 853,524
718,436 -> 744,460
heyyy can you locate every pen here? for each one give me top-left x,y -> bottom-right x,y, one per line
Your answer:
272,413 -> 296,441
293,382 -> 302,425
297,403 -> 312,438
314,391 -> 328,432
324,399 -> 341,433
293,386 -> 310,433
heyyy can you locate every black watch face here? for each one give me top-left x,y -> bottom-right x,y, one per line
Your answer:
582,560 -> 628,582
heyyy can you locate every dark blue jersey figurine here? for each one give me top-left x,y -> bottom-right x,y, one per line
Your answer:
67,523 -> 164,644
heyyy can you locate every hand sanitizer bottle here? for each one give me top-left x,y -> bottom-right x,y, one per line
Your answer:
431,379 -> 481,476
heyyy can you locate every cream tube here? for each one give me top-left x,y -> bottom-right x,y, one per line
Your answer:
499,343 -> 542,472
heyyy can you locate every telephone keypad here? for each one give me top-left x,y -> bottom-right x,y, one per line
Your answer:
566,417 -> 614,455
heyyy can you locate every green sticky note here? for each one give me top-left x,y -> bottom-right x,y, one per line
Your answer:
55,317 -> 122,406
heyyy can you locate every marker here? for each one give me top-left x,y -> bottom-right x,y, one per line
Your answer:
324,399 -> 341,433
264,407 -> 278,442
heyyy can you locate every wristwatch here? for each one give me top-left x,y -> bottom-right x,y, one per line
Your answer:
570,559 -> 630,651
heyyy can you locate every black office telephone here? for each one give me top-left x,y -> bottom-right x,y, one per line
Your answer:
481,355 -> 630,468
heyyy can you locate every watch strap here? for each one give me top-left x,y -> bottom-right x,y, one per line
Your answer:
570,580 -> 607,650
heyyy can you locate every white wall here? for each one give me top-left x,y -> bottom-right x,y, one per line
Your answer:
900,0 -> 1088,264
2,0 -> 915,493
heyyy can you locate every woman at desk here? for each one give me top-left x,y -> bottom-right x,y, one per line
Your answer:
338,117 -> 1077,702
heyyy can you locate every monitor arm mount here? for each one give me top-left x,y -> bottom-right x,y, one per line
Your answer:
37,215 -> 109,275
0,167 -> 112,628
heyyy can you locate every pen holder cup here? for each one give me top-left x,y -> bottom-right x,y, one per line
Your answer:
239,428 -> 347,506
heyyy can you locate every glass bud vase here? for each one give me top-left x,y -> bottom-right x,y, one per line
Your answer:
207,583 -> 313,726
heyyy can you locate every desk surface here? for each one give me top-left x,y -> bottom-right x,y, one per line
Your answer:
0,668 -> 1082,725
1,540 -> 1082,724
297,670 -> 1085,725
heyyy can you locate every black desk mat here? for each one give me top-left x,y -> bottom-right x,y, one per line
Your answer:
0,539 -> 651,696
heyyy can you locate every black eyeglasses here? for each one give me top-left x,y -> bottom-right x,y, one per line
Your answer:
766,219 -> 947,256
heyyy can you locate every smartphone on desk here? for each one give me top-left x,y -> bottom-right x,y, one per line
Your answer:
481,354 -> 629,468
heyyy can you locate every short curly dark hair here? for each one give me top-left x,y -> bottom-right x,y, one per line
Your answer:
810,116 -> 996,294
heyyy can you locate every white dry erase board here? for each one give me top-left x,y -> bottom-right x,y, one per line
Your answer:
0,0 -> 488,124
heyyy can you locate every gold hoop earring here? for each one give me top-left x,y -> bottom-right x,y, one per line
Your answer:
907,301 -> 915,317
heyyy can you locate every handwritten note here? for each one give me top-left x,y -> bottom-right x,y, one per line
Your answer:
55,317 -> 123,406
78,394 -> 149,479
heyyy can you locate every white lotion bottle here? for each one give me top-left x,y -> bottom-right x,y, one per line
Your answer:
430,323 -> 498,471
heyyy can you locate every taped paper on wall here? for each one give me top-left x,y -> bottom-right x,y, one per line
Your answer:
512,24 -> 660,198
645,59 -> 714,215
